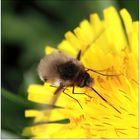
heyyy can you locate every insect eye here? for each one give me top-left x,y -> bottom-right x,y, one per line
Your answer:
83,73 -> 90,79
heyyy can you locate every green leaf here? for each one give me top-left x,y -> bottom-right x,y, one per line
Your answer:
1,88 -> 36,137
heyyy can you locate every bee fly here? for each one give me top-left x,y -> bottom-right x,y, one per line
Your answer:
38,50 -> 121,113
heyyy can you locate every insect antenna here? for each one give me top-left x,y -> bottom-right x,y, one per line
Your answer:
86,68 -> 122,76
90,87 -> 121,114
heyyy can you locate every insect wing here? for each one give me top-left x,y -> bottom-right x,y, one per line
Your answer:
33,85 -> 64,125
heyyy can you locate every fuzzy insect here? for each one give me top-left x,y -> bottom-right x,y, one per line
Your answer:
38,50 -> 121,113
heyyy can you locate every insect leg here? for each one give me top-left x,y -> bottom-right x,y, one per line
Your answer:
63,88 -> 83,109
50,85 -> 69,92
76,50 -> 82,60
54,83 -> 64,95
72,86 -> 92,98
50,84 -> 64,107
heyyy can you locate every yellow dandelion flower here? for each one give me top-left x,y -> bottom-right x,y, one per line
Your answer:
23,7 -> 138,138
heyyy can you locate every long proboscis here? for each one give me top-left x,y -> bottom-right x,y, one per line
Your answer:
90,87 -> 121,114
86,68 -> 122,76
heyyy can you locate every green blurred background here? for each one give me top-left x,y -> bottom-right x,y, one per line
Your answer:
1,0 -> 139,138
